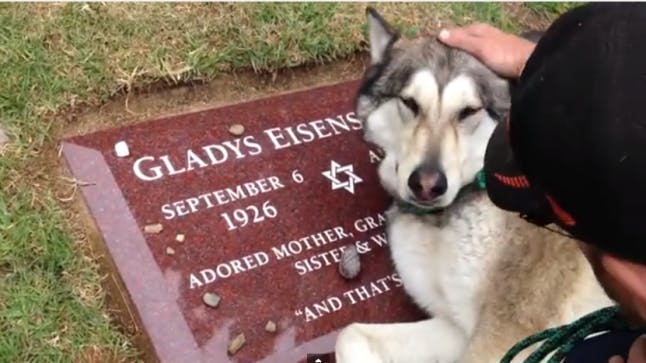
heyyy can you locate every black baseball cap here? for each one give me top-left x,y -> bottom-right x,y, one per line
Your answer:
484,2 -> 646,264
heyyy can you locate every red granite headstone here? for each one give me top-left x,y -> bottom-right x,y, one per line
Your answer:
61,80 -> 427,363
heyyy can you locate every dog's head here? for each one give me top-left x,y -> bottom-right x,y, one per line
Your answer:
357,8 -> 511,210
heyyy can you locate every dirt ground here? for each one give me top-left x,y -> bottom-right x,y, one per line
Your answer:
61,54 -> 369,139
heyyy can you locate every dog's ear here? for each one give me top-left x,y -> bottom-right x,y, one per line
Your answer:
366,7 -> 399,64
483,78 -> 512,122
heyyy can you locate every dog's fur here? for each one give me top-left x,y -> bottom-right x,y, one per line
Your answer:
334,8 -> 613,363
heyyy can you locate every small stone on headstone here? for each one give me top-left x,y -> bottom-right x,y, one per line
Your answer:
202,292 -> 221,308
114,140 -> 130,157
175,234 -> 185,243
228,124 -> 245,136
227,333 -> 246,355
264,320 -> 277,333
338,244 -> 361,279
144,223 -> 163,234
165,247 -> 175,256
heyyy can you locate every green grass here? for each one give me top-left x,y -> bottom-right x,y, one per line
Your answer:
525,2 -> 581,16
0,3 -> 577,361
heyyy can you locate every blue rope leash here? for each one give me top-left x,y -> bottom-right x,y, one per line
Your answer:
499,306 -> 631,363
476,170 -> 486,189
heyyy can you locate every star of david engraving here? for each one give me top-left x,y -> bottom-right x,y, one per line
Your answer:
321,160 -> 363,194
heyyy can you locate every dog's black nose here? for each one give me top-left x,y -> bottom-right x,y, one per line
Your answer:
408,167 -> 447,201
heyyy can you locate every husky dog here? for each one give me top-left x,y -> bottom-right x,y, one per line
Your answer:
334,8 -> 613,363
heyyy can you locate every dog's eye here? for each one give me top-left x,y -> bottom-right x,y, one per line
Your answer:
458,106 -> 482,121
399,97 -> 419,115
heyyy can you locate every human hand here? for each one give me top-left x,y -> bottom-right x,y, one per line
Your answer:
609,335 -> 646,363
437,23 -> 536,79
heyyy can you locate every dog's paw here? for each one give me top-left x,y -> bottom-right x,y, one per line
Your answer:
335,318 -> 465,363
335,323 -> 385,363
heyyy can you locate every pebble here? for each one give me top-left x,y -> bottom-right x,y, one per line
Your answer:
264,320 -> 277,333
175,234 -> 185,243
202,292 -> 221,308
227,333 -> 246,355
114,140 -> 130,157
338,244 -> 361,279
228,124 -> 245,136
165,247 -> 175,256
144,223 -> 163,234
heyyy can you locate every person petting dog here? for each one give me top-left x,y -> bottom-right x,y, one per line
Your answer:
439,3 -> 646,363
